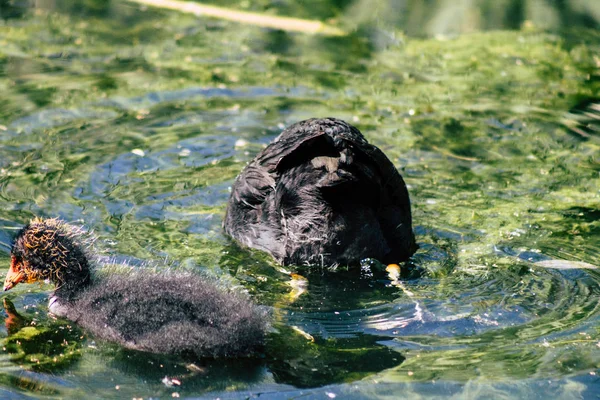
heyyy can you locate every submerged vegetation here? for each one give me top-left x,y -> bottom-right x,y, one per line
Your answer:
0,0 -> 598,398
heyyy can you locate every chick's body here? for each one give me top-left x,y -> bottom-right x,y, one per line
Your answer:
54,273 -> 266,358
6,218 -> 267,359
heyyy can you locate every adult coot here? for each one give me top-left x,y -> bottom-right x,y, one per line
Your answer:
224,118 -> 417,267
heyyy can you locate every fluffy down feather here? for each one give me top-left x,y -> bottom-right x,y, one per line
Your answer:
6,218 -> 268,359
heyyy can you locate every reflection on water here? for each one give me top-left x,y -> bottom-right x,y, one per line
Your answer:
0,0 -> 599,398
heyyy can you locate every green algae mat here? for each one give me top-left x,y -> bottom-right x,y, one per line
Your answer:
0,0 -> 599,398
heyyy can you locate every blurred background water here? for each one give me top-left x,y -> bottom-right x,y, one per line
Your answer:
0,0 -> 599,398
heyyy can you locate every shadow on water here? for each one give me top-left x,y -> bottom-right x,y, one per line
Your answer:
106,349 -> 267,393
266,326 -> 405,388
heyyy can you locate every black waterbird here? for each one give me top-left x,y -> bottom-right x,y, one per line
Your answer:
224,118 -> 417,268
4,218 -> 268,358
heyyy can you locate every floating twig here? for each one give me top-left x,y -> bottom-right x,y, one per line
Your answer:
126,0 -> 346,36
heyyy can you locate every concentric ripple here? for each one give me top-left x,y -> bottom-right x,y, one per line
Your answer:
282,259 -> 600,348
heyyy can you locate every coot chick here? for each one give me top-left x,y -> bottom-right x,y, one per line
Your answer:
224,118 -> 417,267
4,218 -> 268,358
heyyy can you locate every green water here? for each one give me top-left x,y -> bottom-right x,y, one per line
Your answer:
0,0 -> 599,398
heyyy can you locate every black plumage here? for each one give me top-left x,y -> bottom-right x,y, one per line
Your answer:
4,218 -> 268,358
224,118 -> 417,267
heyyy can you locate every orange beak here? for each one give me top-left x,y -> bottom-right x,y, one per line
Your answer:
4,256 -> 25,292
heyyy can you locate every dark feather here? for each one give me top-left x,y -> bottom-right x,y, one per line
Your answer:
9,219 -> 268,359
224,118 -> 417,267
65,273 -> 267,358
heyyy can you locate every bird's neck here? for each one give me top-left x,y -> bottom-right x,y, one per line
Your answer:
52,256 -> 93,302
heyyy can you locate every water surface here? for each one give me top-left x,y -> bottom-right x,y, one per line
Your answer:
0,0 -> 599,398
